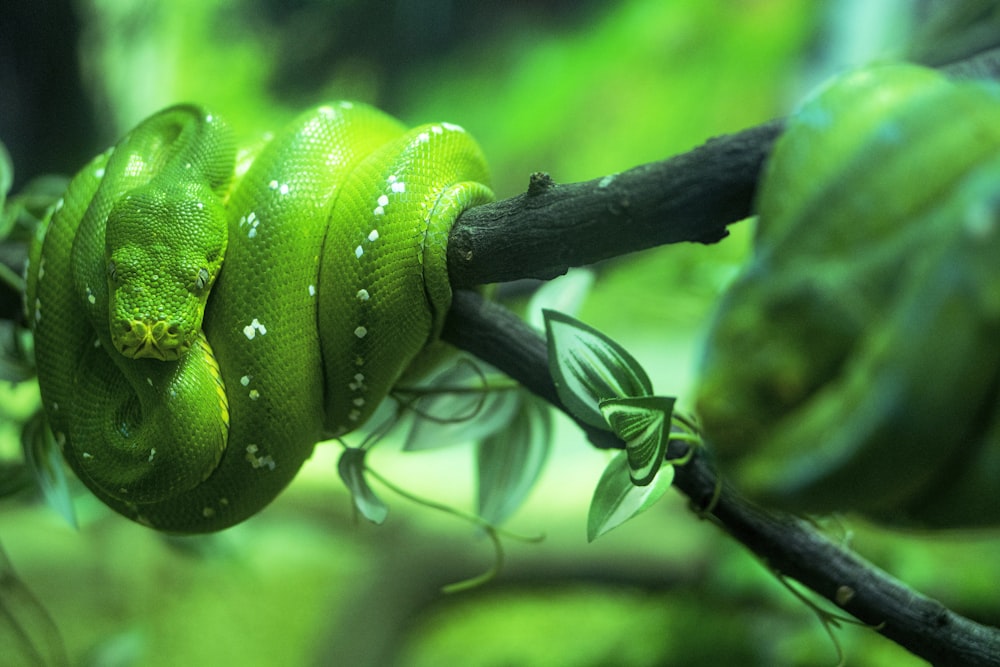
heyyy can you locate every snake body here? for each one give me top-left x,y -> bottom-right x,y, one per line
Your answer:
26,102 -> 493,532
696,64 -> 1000,523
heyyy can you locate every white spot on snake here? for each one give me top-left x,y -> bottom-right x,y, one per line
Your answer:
146,377 -> 153,386
355,245 -> 364,259
356,289 -> 370,302
354,326 -> 367,339
280,183 -> 290,195
390,181 -> 405,194
245,444 -> 276,470
353,397 -> 365,407
52,402 -> 59,412
241,211 -> 260,239
318,105 -> 333,115
387,174 -> 398,183
196,201 -> 204,210
184,162 -> 192,170
431,125 -> 443,135
243,318 -> 267,339
367,229 -> 379,242
202,507 -> 215,518
33,298 -> 41,322
220,497 -> 229,506
148,448 -> 156,462
442,122 -> 464,132
416,131 -> 430,144
348,372 -> 367,391
82,452 -> 93,459
95,167 -> 106,178
348,409 -> 361,421
598,174 -> 617,188
372,194 -> 390,217
206,114 -> 214,123
340,101 -> 354,109
239,375 -> 261,400
308,284 -> 316,297
86,285 -> 96,305
355,356 -> 364,366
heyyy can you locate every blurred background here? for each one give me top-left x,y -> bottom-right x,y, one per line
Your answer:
2,0 -> 999,665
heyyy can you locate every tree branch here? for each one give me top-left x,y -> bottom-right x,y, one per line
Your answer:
442,289 -> 1000,666
446,119 -> 783,287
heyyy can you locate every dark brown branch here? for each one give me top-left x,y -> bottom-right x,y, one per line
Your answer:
447,119 -> 783,287
442,289 -> 1000,667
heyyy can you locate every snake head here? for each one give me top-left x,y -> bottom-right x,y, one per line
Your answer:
105,183 -> 227,361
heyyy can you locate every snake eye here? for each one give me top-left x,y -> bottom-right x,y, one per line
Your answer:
194,267 -> 209,291
108,260 -> 118,282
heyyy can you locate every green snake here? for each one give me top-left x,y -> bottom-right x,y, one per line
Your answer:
25,102 -> 494,532
696,64 -> 1000,525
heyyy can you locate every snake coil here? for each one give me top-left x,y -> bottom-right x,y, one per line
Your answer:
696,64 -> 1000,527
26,102 -> 493,532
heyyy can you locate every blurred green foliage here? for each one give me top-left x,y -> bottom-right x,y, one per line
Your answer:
2,1 -> 998,666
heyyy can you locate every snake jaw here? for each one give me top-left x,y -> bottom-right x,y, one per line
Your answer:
114,319 -> 189,361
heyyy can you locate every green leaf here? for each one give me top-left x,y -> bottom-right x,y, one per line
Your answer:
404,361 -> 519,451
0,543 -> 70,667
0,321 -> 36,384
22,412 -> 77,529
600,395 -> 675,486
587,450 -> 673,542
336,448 -> 388,524
476,393 -> 552,525
543,310 -> 652,428
0,140 -> 12,218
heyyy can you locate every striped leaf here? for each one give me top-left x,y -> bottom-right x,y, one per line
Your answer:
600,396 -> 675,486
337,447 -> 388,524
544,310 -> 652,428
587,450 -> 673,542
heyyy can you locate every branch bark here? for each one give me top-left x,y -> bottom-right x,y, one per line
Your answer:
446,119 -> 783,287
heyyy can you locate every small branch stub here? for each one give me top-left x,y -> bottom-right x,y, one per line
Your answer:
526,171 -> 555,197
